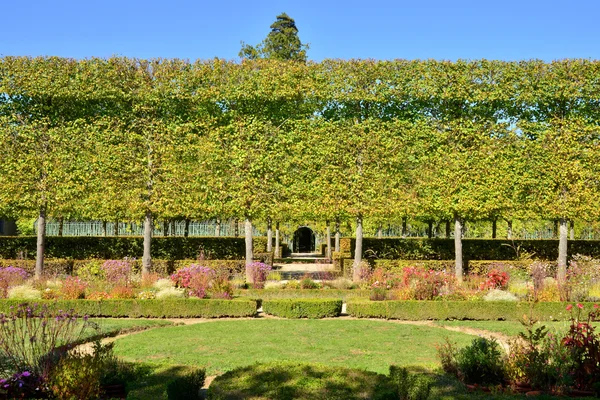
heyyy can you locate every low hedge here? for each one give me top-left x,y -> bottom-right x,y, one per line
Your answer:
237,289 -> 370,302
346,300 -> 586,321
0,236 -> 268,260
261,298 -> 342,318
0,299 -> 258,318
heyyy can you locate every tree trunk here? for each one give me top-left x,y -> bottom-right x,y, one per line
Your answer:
454,214 -> 463,283
570,220 -> 575,240
353,214 -> 363,282
275,221 -> 280,258
234,219 -> 239,237
326,220 -> 332,260
445,220 -> 451,238
35,206 -> 46,279
170,220 -> 175,236
557,217 -> 568,283
334,218 -> 341,252
427,221 -> 433,239
58,217 -> 64,237
401,217 -> 407,237
215,218 -> 221,237
114,220 -> 119,236
266,217 -> 273,252
377,224 -> 383,239
102,221 -> 107,237
184,219 -> 190,237
163,220 -> 169,237
244,218 -> 253,282
492,219 -> 497,239
142,211 -> 152,275
507,220 -> 513,239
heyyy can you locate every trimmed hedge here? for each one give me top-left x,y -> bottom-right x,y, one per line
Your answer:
0,258 -> 248,276
0,236 -> 268,260
262,298 -> 342,318
237,289 -> 370,302
352,238 -> 600,261
346,300 -> 587,321
0,299 -> 258,318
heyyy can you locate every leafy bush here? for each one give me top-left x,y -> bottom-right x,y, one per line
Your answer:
207,362 -> 396,400
166,368 -> 206,400
262,298 -> 342,318
456,337 -> 506,385
60,276 -> 88,299
483,289 -> 518,302
109,286 -> 136,299
389,366 -> 432,400
209,271 -> 233,299
0,370 -> 46,399
171,264 -> 215,298
300,274 -> 320,289
480,269 -> 509,290
155,287 -> 186,299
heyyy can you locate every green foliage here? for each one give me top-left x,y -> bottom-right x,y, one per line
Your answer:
455,337 -> 506,385
261,298 -> 342,318
389,366 -> 432,400
166,368 -> 206,400
0,299 -> 257,318
207,362 -> 396,400
346,300 -> 590,321
0,236 -> 268,260
239,13 -> 309,62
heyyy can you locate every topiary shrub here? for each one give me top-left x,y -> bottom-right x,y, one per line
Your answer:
261,298 -> 342,319
166,368 -> 206,400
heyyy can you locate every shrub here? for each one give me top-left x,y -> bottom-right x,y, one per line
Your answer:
370,285 -> 388,301
209,271 -> 233,299
60,276 -> 88,300
246,262 -> 271,289
0,370 -> 46,399
456,337 -> 506,385
299,274 -> 319,289
403,267 -> 455,300
262,298 -> 342,318
7,285 -> 42,300
75,260 -> 104,283
171,264 -> 215,298
436,338 -> 459,376
153,278 -> 174,290
480,269 -> 509,290
110,286 -> 136,299
389,366 -> 432,400
166,368 -> 206,400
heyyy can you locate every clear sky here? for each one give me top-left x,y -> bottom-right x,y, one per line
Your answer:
2,0 -> 598,62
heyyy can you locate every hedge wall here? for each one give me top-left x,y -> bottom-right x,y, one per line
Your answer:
261,298 -> 342,318
237,289 -> 370,302
0,299 -> 258,318
0,258 -> 249,276
0,236 -> 268,260
346,300 -> 587,321
352,238 -> 600,261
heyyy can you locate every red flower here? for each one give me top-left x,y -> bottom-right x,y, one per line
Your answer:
594,304 -> 599,309
566,304 -> 573,311
577,303 -> 584,309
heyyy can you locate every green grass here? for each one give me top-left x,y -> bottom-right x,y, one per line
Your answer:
433,320 -> 600,337
113,319 -> 475,376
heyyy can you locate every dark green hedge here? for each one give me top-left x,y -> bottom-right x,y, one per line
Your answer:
0,299 -> 258,318
353,238 -> 600,261
0,258 -> 248,276
0,236 -> 268,260
262,298 -> 342,318
346,300 -> 588,321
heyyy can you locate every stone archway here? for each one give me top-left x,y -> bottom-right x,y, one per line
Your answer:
293,226 -> 315,253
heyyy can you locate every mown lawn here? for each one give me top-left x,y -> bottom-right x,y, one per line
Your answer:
433,320 -> 600,337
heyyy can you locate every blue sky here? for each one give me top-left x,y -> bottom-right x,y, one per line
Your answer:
2,0 -> 598,61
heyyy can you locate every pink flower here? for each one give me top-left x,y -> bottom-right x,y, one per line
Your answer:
566,304 -> 573,311
577,303 -> 583,309
594,304 -> 599,309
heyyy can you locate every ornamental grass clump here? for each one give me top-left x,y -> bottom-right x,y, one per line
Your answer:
0,266 -> 30,298
246,262 -> 271,289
